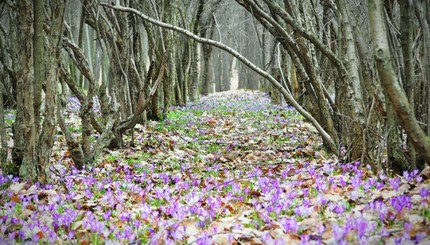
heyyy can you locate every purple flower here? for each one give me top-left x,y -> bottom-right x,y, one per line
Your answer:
316,193 -> 327,206
416,176 -> 423,183
317,225 -> 325,235
390,195 -> 411,212
404,222 -> 412,231
123,225 -> 136,241
332,224 -> 346,241
300,234 -> 310,244
323,163 -> 334,174
415,232 -> 426,243
395,237 -> 402,245
329,202 -> 345,214
351,176 -> 361,189
339,177 -> 347,187
302,188 -> 309,197
67,231 -> 75,240
8,231 -> 15,240
380,227 -> 389,237
281,217 -> 299,233
171,225 -> 185,240
354,218 -> 369,238
196,233 -> 211,245
103,210 -> 112,220
389,178 -> 400,191
419,187 -> 429,198
295,205 -> 311,217
315,178 -> 327,192
261,232 -> 274,244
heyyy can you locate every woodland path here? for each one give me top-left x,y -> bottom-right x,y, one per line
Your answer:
1,91 -> 429,244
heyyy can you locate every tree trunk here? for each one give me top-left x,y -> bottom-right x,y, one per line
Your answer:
188,0 -> 204,102
400,0 -> 416,169
414,0 -> 430,140
336,0 -> 366,162
36,1 -> 64,182
13,0 -> 37,180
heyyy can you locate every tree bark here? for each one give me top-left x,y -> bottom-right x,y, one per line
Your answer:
33,0 -> 44,128
414,0 -> 430,138
188,0 -> 204,102
36,1 -> 65,182
400,0 -> 416,169
13,0 -> 37,180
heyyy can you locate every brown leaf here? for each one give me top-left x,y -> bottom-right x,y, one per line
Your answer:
10,193 -> 20,203
249,190 -> 262,197
26,204 -> 36,211
80,240 -> 90,245
208,118 -> 217,125
64,149 -> 71,157
286,168 -> 296,177
225,204 -> 235,212
36,231 -> 44,239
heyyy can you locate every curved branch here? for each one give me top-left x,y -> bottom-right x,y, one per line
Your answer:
100,3 -> 339,156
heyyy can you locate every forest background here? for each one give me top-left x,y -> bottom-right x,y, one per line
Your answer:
0,0 -> 429,189
1,0 -> 430,244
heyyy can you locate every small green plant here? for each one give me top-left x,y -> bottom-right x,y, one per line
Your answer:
251,211 -> 265,228
148,198 -> 166,208
422,208 -> 430,220
223,184 -> 233,194
57,205 -> 65,214
207,143 -> 221,153
68,126 -> 82,133
309,187 -> 318,198
105,154 -> 119,162
5,117 -> 14,126
203,169 -> 219,178
155,124 -> 167,132
190,109 -> 205,117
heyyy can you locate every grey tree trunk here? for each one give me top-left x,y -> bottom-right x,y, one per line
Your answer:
414,1 -> 430,138
35,2 -> 64,182
336,0 -> 366,162
188,0 -> 204,102
13,0 -> 37,180
400,0 -> 416,169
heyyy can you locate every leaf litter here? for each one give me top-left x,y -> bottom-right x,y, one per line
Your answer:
0,90 -> 429,244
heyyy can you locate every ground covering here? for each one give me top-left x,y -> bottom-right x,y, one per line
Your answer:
1,91 -> 429,244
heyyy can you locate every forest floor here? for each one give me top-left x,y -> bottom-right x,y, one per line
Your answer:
1,91 -> 430,244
